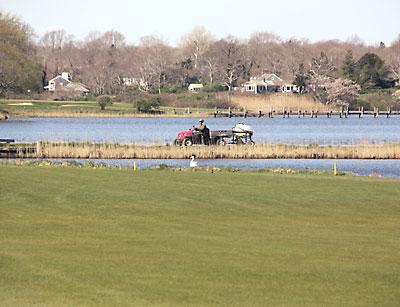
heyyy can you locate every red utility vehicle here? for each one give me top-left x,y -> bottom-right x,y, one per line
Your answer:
174,123 -> 254,146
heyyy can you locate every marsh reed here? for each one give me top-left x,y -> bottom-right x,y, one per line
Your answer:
225,93 -> 336,113
22,142 -> 400,159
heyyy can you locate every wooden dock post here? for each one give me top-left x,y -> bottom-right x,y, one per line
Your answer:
374,107 -> 378,118
228,107 -> 232,118
244,107 -> 247,118
387,107 -> 391,118
345,107 -> 348,118
36,141 -> 42,157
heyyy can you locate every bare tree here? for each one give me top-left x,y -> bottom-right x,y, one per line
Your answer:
77,31 -> 126,95
386,35 -> 400,79
180,26 -> 214,72
38,30 -> 75,87
138,36 -> 174,93
213,36 -> 247,91
202,42 -> 222,84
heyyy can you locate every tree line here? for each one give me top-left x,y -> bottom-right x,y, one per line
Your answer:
1,11 -> 399,103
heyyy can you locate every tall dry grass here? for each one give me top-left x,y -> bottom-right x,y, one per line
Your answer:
23,142 -> 400,159
223,93 -> 337,113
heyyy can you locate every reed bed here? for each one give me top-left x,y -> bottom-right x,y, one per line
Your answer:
20,142 -> 400,159
225,93 -> 336,113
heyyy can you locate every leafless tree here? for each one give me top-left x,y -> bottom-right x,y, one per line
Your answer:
180,26 -> 214,71
213,36 -> 247,91
138,36 -> 174,93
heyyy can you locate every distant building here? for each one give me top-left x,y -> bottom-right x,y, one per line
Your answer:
121,77 -> 138,87
188,83 -> 203,92
44,72 -> 89,96
242,73 -> 301,94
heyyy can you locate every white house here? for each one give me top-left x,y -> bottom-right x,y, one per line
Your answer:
242,73 -> 300,94
44,72 -> 89,96
188,84 -> 203,92
281,84 -> 301,93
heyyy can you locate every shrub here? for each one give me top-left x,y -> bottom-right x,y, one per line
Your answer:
202,84 -> 228,92
135,97 -> 163,113
96,95 -> 113,110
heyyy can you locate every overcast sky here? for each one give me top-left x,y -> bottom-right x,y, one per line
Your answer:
1,0 -> 399,45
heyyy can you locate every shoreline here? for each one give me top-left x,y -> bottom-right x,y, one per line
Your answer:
4,112 -> 210,119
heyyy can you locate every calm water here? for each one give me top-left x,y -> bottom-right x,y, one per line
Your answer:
46,158 -> 400,178
1,117 -> 400,145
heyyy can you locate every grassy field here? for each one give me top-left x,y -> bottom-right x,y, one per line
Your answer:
1,165 -> 400,306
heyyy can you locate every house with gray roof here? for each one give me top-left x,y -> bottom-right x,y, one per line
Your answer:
44,72 -> 89,97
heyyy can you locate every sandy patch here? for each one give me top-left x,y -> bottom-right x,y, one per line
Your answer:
8,102 -> 33,106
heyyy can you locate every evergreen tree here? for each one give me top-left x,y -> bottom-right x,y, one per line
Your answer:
341,50 -> 356,80
354,53 -> 389,88
293,63 -> 307,89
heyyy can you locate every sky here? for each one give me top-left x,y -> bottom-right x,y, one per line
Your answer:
1,0 -> 399,46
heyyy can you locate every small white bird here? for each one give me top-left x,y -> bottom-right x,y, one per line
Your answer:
189,155 -> 198,168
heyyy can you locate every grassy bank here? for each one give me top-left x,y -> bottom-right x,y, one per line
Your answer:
1,165 -> 399,306
0,99 -> 215,118
1,94 -> 337,118
11,142 -> 400,159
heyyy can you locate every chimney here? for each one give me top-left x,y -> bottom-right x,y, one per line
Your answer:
61,72 -> 70,81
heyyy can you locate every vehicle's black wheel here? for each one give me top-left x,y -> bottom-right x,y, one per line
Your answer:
247,140 -> 255,146
183,139 -> 193,146
216,138 -> 226,146
173,139 -> 181,146
236,137 -> 244,145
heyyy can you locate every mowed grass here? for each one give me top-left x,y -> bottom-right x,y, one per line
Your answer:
1,166 -> 400,306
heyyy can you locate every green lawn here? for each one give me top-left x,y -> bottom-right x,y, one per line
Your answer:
1,165 -> 400,306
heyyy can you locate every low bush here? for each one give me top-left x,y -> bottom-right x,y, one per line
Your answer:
135,97 -> 163,113
96,95 -> 113,110
202,83 -> 228,92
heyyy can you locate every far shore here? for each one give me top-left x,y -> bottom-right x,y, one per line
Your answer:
6,111 -> 209,119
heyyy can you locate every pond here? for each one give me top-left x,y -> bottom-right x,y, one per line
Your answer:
1,116 -> 400,145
